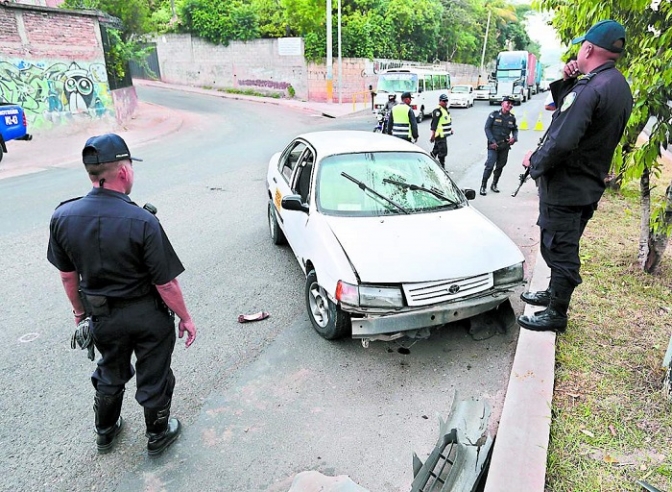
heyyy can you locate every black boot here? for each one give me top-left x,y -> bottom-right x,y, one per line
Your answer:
517,303 -> 568,332
94,389 -> 124,454
145,399 -> 181,456
480,179 -> 487,196
518,279 -> 573,333
490,176 -> 500,193
520,289 -> 550,306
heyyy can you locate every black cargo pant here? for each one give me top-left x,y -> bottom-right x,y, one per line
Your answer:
482,147 -> 509,181
431,137 -> 448,167
537,202 -> 598,287
90,294 -> 176,408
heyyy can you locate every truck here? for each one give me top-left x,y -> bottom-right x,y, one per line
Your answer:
0,103 -> 32,162
489,51 -> 537,105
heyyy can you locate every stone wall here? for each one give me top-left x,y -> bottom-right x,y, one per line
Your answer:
152,35 -> 484,105
0,2 -> 131,131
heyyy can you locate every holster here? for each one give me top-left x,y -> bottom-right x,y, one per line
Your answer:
86,295 -> 110,316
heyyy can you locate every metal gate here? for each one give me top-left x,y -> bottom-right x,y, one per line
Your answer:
129,43 -> 161,80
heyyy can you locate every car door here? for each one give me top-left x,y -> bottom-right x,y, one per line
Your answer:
270,139 -> 307,232
282,146 -> 316,269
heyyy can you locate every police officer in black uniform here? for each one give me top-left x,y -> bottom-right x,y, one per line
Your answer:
429,93 -> 453,169
480,96 -> 518,195
518,20 -> 632,332
47,133 -> 197,455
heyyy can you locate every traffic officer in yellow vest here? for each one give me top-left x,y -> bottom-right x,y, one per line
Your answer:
385,91 -> 419,142
429,93 -> 453,168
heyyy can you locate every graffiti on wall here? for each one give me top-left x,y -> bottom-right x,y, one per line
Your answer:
0,60 -> 113,128
238,79 -> 290,90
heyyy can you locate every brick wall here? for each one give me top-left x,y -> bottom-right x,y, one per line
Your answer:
0,3 -> 121,131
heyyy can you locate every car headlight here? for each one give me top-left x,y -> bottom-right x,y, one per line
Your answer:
493,263 -> 524,286
336,281 -> 405,308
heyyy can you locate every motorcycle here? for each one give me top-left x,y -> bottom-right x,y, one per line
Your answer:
373,109 -> 390,133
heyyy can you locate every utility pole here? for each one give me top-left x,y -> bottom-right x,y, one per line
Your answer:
337,0 -> 342,104
480,10 -> 492,73
326,0 -> 333,104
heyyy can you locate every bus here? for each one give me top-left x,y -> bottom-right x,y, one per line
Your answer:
373,68 -> 452,122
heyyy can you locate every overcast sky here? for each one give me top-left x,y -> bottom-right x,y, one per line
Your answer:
526,11 -> 565,77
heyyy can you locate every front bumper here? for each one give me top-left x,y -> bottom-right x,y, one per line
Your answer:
450,99 -> 470,107
346,287 -> 518,338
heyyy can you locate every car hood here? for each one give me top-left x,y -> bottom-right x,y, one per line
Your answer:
451,93 -> 470,98
324,207 -> 523,283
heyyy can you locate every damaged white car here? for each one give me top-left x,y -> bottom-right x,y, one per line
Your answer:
266,131 -> 525,343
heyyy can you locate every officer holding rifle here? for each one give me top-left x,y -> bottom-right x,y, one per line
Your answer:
480,96 -> 518,196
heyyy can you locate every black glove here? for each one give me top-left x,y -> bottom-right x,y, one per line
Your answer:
71,317 -> 95,361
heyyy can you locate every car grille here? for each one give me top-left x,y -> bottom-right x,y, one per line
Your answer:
402,273 -> 493,307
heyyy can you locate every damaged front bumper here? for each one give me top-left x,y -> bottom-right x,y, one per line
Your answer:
345,288 -> 518,341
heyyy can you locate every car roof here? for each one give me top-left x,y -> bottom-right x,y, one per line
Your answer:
295,130 -> 423,157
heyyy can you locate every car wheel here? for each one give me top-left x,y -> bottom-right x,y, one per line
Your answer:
305,269 -> 351,340
268,200 -> 286,245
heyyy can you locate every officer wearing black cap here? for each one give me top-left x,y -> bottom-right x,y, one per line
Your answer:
480,96 -> 518,195
47,133 -> 197,456
386,91 -> 419,142
429,93 -> 453,168
518,20 -> 632,333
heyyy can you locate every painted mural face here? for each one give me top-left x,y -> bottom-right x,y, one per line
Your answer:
0,60 -> 111,128
64,63 -> 96,111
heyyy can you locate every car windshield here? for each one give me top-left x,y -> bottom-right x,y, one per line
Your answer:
376,73 -> 419,93
316,151 -> 465,216
453,86 -> 469,93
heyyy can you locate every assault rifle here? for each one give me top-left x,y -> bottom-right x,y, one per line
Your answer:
511,127 -> 550,198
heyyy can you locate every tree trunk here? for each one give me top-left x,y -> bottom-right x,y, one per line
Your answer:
643,179 -> 672,273
638,167 -> 652,268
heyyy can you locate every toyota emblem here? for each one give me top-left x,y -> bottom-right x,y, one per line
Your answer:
448,284 -> 460,294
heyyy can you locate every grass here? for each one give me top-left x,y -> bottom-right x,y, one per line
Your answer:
545,155 -> 672,491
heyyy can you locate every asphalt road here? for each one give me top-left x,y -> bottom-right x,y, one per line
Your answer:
0,87 -> 550,492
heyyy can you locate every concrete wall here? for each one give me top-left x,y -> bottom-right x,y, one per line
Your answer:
0,3 -> 129,131
153,34 -> 483,105
155,34 -> 307,99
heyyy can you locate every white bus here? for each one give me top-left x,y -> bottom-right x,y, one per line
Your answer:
373,68 -> 452,122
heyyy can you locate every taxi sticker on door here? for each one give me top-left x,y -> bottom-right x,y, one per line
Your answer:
273,188 -> 283,211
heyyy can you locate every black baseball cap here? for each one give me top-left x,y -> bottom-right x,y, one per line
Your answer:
82,133 -> 143,165
401,91 -> 413,100
502,96 -> 515,103
572,20 -> 626,53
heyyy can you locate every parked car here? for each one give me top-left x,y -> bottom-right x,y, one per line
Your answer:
266,131 -> 525,344
448,85 -> 475,108
0,102 -> 32,162
474,84 -> 495,101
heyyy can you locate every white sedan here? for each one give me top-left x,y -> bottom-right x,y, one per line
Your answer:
449,85 -> 475,108
266,131 -> 525,343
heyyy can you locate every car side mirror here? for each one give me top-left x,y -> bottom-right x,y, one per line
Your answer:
282,194 -> 309,213
462,189 -> 476,200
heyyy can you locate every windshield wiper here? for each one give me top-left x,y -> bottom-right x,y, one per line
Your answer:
383,178 -> 460,206
341,172 -> 409,214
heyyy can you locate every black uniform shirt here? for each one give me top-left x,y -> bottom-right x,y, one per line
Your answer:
484,110 -> 518,145
529,61 -> 633,206
47,187 -> 185,298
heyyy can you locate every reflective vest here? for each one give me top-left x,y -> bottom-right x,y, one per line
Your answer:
391,104 -> 412,139
435,106 -> 452,138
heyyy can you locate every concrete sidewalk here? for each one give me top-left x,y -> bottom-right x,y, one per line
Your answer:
4,79 -> 555,491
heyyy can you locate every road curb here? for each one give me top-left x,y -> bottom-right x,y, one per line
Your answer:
484,250 -> 554,491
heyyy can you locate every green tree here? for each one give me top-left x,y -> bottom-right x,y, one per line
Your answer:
536,0 -> 672,272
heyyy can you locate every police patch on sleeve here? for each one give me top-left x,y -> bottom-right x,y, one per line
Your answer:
561,92 -> 576,112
